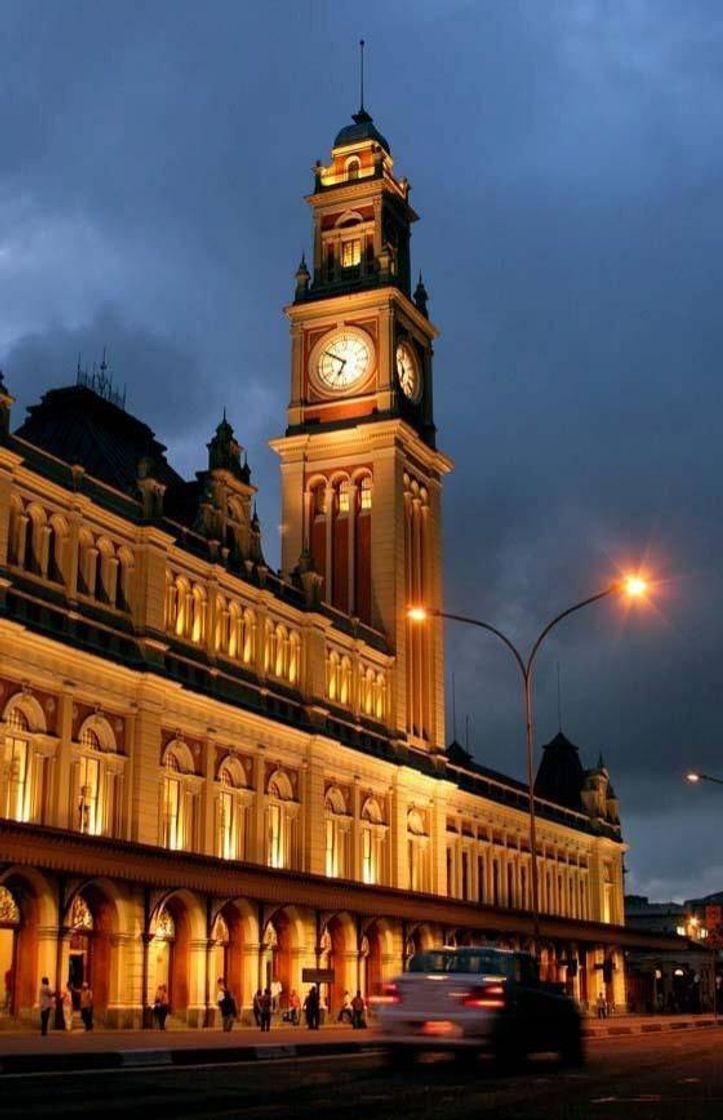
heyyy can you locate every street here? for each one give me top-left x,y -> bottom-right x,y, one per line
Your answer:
1,1029 -> 720,1120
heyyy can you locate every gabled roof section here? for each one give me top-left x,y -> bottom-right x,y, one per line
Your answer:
534,731 -> 586,812
14,384 -> 183,498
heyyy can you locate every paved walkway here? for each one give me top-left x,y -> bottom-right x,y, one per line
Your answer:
0,1015 -> 719,1075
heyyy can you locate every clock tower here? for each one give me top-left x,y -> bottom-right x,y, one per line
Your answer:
271,102 -> 452,753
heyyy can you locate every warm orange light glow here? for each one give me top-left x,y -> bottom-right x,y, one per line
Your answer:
621,575 -> 648,598
407,606 -> 429,622
686,772 -> 701,783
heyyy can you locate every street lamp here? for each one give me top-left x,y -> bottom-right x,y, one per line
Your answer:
408,574 -> 649,948
686,772 -> 723,787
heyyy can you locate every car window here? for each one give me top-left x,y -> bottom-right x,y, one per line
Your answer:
408,952 -> 450,973
448,951 -> 507,975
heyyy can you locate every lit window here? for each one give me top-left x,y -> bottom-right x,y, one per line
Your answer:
676,925 -> 686,937
360,477 -> 372,510
347,158 -> 360,180
78,754 -> 100,834
5,710 -> 30,822
362,827 -> 373,884
338,481 -> 350,513
341,239 -> 361,268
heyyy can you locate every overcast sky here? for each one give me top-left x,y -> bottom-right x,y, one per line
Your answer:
3,0 -> 722,902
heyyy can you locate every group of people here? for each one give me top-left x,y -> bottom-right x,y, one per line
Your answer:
38,977 -> 94,1035
336,990 -> 367,1029
250,982 -> 366,1031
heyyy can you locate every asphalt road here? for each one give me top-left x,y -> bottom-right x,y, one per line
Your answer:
1,1030 -> 720,1120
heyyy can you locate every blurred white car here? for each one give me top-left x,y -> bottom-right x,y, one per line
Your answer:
373,945 -> 583,1068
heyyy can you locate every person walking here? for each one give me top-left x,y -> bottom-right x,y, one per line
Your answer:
38,977 -> 54,1036
79,982 -> 94,1030
270,977 -> 282,1015
351,990 -> 366,1030
260,987 -> 272,1032
219,988 -> 237,1032
153,983 -> 169,1030
252,988 -> 263,1027
596,991 -> 607,1020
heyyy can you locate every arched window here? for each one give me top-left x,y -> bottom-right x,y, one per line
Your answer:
0,885 -> 20,926
217,755 -> 248,861
77,530 -> 95,596
95,537 -> 117,605
191,585 -> 206,644
24,506 -> 46,575
359,475 -> 372,511
160,742 -> 196,851
47,515 -> 68,584
327,651 -> 340,702
324,786 -> 348,878
337,480 -> 350,514
175,577 -> 190,638
3,709 -> 30,822
339,656 -> 351,706
360,796 -> 386,886
346,157 -> 360,180
75,719 -> 120,837
116,546 -> 134,611
407,809 -> 429,893
266,770 -> 295,870
7,497 -> 25,566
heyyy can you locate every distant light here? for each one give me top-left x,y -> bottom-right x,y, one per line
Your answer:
407,606 -> 429,622
686,772 -> 701,783
622,575 -> 648,598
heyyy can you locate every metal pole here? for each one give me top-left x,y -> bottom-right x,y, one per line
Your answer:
524,667 -> 541,947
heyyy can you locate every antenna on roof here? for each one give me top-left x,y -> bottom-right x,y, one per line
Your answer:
359,38 -> 365,112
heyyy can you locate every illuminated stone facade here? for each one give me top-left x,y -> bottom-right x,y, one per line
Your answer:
0,107 -> 628,1028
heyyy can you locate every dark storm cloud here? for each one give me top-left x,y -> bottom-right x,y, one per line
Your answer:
2,0 -> 722,900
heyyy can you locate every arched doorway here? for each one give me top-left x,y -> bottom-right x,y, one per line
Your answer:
363,919 -> 395,1001
322,913 -> 355,1015
150,892 -> 204,1024
212,899 -> 257,1013
67,894 -> 94,1007
0,886 -> 20,1017
261,907 -> 305,1012
149,907 -> 175,1003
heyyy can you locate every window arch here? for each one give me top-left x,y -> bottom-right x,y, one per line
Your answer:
74,716 -> 120,837
47,514 -> 68,584
77,529 -> 95,596
95,537 -> 117,604
0,885 -> 20,926
324,786 -> 349,878
24,504 -> 46,575
160,741 -> 196,851
266,769 -> 296,869
7,496 -> 24,566
2,696 -> 47,824
407,808 -> 429,893
360,796 -> 386,886
216,754 -> 248,861
346,157 -> 360,180
116,546 -> 134,611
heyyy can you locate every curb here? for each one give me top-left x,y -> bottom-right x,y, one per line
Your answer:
583,1018 -> 719,1040
0,1039 -> 377,1076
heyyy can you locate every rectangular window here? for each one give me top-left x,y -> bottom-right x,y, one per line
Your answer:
341,239 -> 361,268
268,803 -> 283,868
325,818 -> 335,878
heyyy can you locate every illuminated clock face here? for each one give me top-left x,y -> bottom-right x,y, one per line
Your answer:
316,330 -> 372,390
396,342 -> 420,402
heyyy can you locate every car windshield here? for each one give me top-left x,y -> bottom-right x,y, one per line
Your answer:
408,949 -> 509,976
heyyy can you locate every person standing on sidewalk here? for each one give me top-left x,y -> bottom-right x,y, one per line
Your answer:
596,991 -> 607,1020
80,982 -> 94,1030
219,988 -> 237,1032
304,984 -> 320,1030
351,990 -> 366,1029
153,983 -> 169,1030
260,987 -> 272,1031
38,977 -> 54,1035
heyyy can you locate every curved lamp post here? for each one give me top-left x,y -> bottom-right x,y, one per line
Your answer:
408,574 -> 649,948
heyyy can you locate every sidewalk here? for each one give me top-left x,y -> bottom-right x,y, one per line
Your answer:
0,1016 -> 719,1076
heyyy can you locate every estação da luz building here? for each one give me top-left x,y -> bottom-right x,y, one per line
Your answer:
0,102 -> 630,1027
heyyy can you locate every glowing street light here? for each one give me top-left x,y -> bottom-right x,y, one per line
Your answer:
686,771 -> 723,787
407,572 -> 652,947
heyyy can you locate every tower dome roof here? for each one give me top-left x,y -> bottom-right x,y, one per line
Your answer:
334,108 -> 390,154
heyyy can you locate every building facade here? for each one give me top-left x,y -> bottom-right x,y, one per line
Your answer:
0,105 -> 630,1028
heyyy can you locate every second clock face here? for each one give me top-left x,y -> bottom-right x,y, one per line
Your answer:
396,342 -> 420,402
316,330 -> 372,390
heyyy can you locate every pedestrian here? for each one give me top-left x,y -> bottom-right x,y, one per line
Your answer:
252,988 -> 263,1027
596,991 -> 607,1020
351,990 -> 366,1029
38,977 -> 54,1036
53,987 -> 66,1031
288,988 -> 301,1025
270,976 -> 282,1015
4,966 -> 12,1013
219,987 -> 237,1032
80,982 -> 94,1030
63,984 -> 75,1031
304,984 -> 320,1030
337,989 -> 352,1024
153,983 -> 169,1030
260,987 -> 272,1031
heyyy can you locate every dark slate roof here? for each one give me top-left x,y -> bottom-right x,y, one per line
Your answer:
533,731 -> 586,812
14,385 -> 183,498
334,108 -> 390,153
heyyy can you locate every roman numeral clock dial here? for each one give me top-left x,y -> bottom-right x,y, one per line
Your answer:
315,329 -> 372,391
